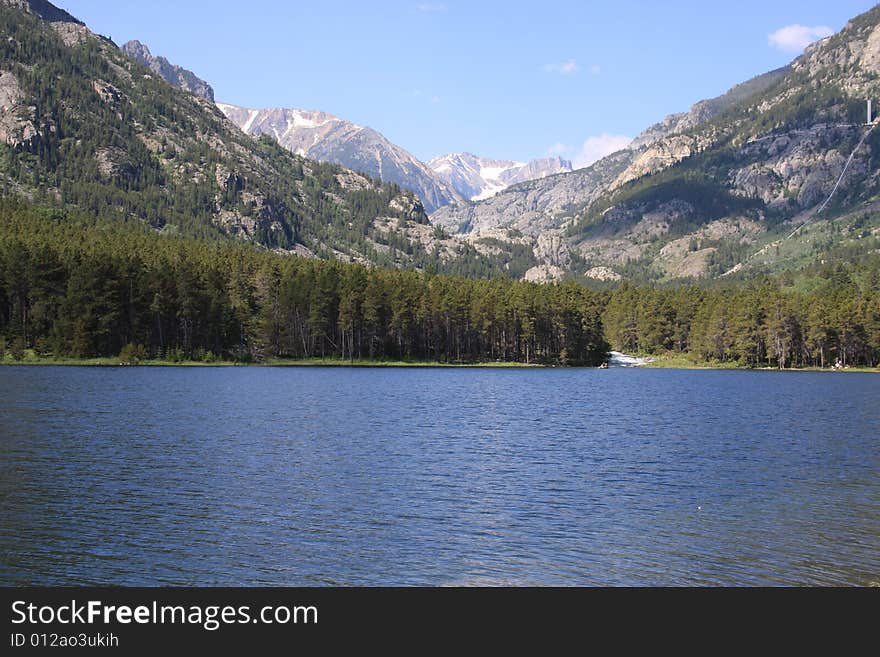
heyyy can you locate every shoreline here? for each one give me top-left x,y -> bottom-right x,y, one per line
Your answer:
0,356 -> 548,369
1,354 -> 877,372
641,354 -> 879,373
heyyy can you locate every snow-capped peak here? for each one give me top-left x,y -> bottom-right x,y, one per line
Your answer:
428,153 -> 572,201
215,103 -> 459,212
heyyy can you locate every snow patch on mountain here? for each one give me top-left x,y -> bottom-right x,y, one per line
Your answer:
428,152 -> 572,201
241,109 -> 260,134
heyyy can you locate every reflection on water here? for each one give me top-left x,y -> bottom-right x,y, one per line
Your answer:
1,366 -> 878,586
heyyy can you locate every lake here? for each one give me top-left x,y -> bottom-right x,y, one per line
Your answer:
1,366 -> 878,586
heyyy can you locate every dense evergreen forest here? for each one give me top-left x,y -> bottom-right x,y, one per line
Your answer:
1,199 -> 878,368
0,200 -> 609,365
604,272 -> 880,368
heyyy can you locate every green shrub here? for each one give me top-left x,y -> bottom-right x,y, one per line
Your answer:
118,343 -> 147,365
10,337 -> 26,361
33,338 -> 52,358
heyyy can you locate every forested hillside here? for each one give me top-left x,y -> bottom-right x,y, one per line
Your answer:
0,3 -> 520,276
5,0 -> 880,286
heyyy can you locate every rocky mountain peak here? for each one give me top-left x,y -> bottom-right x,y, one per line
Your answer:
120,39 -> 151,62
121,39 -> 215,102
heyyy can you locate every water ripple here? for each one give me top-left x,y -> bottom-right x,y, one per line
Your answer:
0,366 -> 878,586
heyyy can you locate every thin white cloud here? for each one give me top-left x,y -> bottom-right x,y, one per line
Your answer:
768,24 -> 833,53
417,3 -> 447,12
544,59 -> 579,75
412,89 -> 441,104
573,134 -> 631,169
590,64 -> 601,75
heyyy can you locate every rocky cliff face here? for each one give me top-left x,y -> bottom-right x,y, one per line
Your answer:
428,152 -> 572,201
434,67 -> 790,238
217,103 -> 461,213
121,40 -> 215,102
0,69 -> 36,146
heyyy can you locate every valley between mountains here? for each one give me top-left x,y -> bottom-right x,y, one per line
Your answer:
1,0 -> 879,370
4,0 -> 880,285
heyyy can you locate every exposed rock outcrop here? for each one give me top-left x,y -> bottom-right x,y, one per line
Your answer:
430,6 -> 880,282
0,70 -> 36,145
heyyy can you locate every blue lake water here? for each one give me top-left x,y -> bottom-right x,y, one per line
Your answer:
1,366 -> 878,586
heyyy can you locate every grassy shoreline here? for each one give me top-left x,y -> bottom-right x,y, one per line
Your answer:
0,354 -> 547,369
641,353 -> 880,373
2,353 -> 877,372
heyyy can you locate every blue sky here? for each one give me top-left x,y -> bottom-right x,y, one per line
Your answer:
61,0 -> 877,165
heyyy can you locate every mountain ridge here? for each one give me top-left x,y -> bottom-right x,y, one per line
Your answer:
0,0 -> 459,273
432,8 -> 880,282
217,102 -> 462,213
3,0 -> 880,285
432,65 -> 795,238
1,0 -> 80,23
121,40 -> 215,102
102,35 -> 598,220
428,152 -> 572,201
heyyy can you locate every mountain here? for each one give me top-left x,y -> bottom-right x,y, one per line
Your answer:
121,40 -> 214,102
0,0 -> 450,270
428,153 -> 572,201
0,0 -> 540,278
433,7 -> 880,282
432,66 -> 791,238
217,103 -> 461,213
4,0 -> 880,287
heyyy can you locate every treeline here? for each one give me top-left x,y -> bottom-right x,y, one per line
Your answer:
2,202 -> 879,369
604,272 -> 880,368
0,203 -> 609,365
